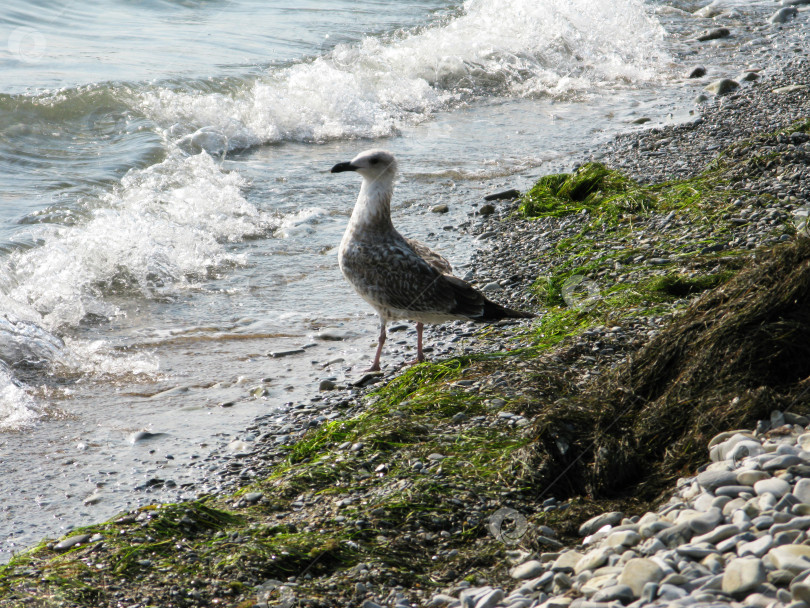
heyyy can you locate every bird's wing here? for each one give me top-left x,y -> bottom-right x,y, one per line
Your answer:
442,274 -> 535,321
341,238 -> 535,321
341,238 -> 458,314
404,237 -> 453,275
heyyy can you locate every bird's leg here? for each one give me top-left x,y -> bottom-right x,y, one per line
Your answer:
406,322 -> 426,365
366,318 -> 386,372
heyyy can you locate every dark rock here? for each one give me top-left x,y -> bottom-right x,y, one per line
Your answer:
696,28 -> 730,42
484,189 -> 520,201
705,79 -> 740,96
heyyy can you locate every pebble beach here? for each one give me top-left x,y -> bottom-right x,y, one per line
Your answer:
2,2 -> 810,608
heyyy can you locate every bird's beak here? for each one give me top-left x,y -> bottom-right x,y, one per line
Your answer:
331,161 -> 358,173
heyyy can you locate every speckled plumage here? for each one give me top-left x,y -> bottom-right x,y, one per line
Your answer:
331,149 -> 534,370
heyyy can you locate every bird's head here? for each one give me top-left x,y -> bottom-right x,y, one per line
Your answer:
331,149 -> 397,182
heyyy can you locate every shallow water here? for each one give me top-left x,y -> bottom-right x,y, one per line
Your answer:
0,0 -> 789,560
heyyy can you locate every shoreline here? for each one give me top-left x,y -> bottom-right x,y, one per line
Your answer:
2,7 -> 810,608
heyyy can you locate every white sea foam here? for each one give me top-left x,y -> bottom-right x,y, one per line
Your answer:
5,151 -> 275,330
0,310 -> 160,429
138,0 -> 667,152
274,208 -> 327,239
0,150 -> 279,427
0,363 -> 41,430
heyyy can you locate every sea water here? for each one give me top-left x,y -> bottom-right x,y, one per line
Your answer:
0,0 -> 784,560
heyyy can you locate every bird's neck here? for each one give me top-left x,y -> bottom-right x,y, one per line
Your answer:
347,177 -> 395,235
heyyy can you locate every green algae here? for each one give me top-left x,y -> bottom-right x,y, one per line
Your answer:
2,121 -> 808,608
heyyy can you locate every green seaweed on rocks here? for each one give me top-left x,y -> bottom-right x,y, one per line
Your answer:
519,162 -> 654,219
521,237 -> 810,500
2,115 -> 809,607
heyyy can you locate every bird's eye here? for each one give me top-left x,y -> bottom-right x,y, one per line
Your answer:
370,158 -> 379,165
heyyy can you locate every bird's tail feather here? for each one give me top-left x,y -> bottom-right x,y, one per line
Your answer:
444,275 -> 535,321
481,299 -> 536,321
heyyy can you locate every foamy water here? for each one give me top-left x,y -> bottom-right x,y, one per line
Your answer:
139,0 -> 666,152
0,0 -> 787,562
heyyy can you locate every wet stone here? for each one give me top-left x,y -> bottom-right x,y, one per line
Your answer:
54,534 -> 93,552
242,492 -> 263,504
696,27 -> 730,41
268,348 -> 306,358
705,79 -> 740,96
770,6 -> 798,23
319,379 -> 337,391
688,66 -> 707,78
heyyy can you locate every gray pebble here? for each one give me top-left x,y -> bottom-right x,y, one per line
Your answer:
319,379 -> 337,391
511,561 -> 545,580
722,557 -> 766,597
696,27 -> 730,42
591,584 -> 634,604
770,7 -> 798,23
54,533 -> 93,552
696,470 -> 738,492
579,512 -> 624,536
705,79 -> 740,96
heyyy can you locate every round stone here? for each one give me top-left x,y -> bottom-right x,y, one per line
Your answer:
722,557 -> 766,596
574,547 -> 611,574
592,584 -> 634,604
794,478 -> 810,504
697,470 -> 738,492
551,550 -> 583,573
687,508 -> 723,534
606,530 -> 641,548
754,477 -> 791,497
618,558 -> 664,598
738,535 -> 773,558
768,544 -> 810,574
737,470 -> 770,486
579,512 -> 624,536
705,79 -> 739,96
791,572 -> 810,603
511,560 -> 544,580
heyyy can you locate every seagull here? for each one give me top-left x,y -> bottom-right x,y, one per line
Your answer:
331,149 -> 535,372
